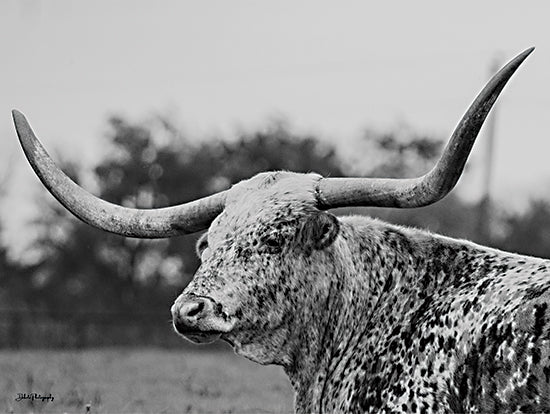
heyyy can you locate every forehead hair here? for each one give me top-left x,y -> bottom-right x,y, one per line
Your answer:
221,172 -> 323,223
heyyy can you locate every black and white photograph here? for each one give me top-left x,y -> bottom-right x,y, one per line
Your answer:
1,1 -> 550,413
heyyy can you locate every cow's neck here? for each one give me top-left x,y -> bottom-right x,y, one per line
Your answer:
283,219 -> 503,413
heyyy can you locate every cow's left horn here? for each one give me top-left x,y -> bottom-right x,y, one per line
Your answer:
13,110 -> 226,238
315,47 -> 534,209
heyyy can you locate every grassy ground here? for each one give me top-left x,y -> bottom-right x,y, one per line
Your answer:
0,347 -> 294,414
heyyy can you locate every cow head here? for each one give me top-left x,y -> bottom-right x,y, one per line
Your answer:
171,172 -> 341,363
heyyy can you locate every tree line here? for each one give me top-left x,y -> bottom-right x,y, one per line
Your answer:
0,114 -> 549,345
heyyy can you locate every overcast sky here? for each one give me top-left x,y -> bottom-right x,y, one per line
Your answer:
1,1 -> 549,255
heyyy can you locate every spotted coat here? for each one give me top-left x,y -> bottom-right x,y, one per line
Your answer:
173,171 -> 550,413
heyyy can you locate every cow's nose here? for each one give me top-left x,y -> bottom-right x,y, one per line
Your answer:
180,299 -> 206,319
172,296 -> 211,333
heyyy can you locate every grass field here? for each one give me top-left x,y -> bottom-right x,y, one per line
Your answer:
0,347 -> 294,414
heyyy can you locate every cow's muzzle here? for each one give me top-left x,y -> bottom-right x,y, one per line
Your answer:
171,294 -> 233,344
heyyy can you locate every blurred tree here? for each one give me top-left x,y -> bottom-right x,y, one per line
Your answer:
495,200 -> 550,259
12,115 -> 550,348
365,128 -> 443,178
212,122 -> 343,184
0,163 -> 27,311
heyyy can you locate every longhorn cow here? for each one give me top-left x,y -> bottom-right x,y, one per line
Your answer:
14,48 -> 547,413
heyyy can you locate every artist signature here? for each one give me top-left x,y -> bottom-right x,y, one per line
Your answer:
15,393 -> 54,402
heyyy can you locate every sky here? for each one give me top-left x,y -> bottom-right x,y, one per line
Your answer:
1,1 -> 549,255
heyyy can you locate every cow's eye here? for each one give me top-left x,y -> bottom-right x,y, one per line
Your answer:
261,233 -> 283,253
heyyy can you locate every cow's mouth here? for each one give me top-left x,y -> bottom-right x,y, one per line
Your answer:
178,329 -> 223,344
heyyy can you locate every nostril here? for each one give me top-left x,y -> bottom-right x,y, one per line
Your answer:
186,300 -> 205,317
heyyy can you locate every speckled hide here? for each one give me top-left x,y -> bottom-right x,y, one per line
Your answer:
175,171 -> 550,413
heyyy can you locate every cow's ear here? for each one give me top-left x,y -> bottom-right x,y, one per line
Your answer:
299,211 -> 340,251
195,232 -> 209,258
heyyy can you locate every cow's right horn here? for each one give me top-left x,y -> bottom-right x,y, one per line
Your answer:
13,110 -> 226,238
315,47 -> 534,209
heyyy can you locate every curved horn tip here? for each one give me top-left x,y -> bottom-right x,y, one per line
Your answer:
499,47 -> 535,74
518,47 -> 535,60
12,109 -> 30,134
12,109 -> 24,123
12,110 -> 39,152
12,109 -> 25,119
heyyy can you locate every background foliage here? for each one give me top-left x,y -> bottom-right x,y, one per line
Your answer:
1,114 -> 549,347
